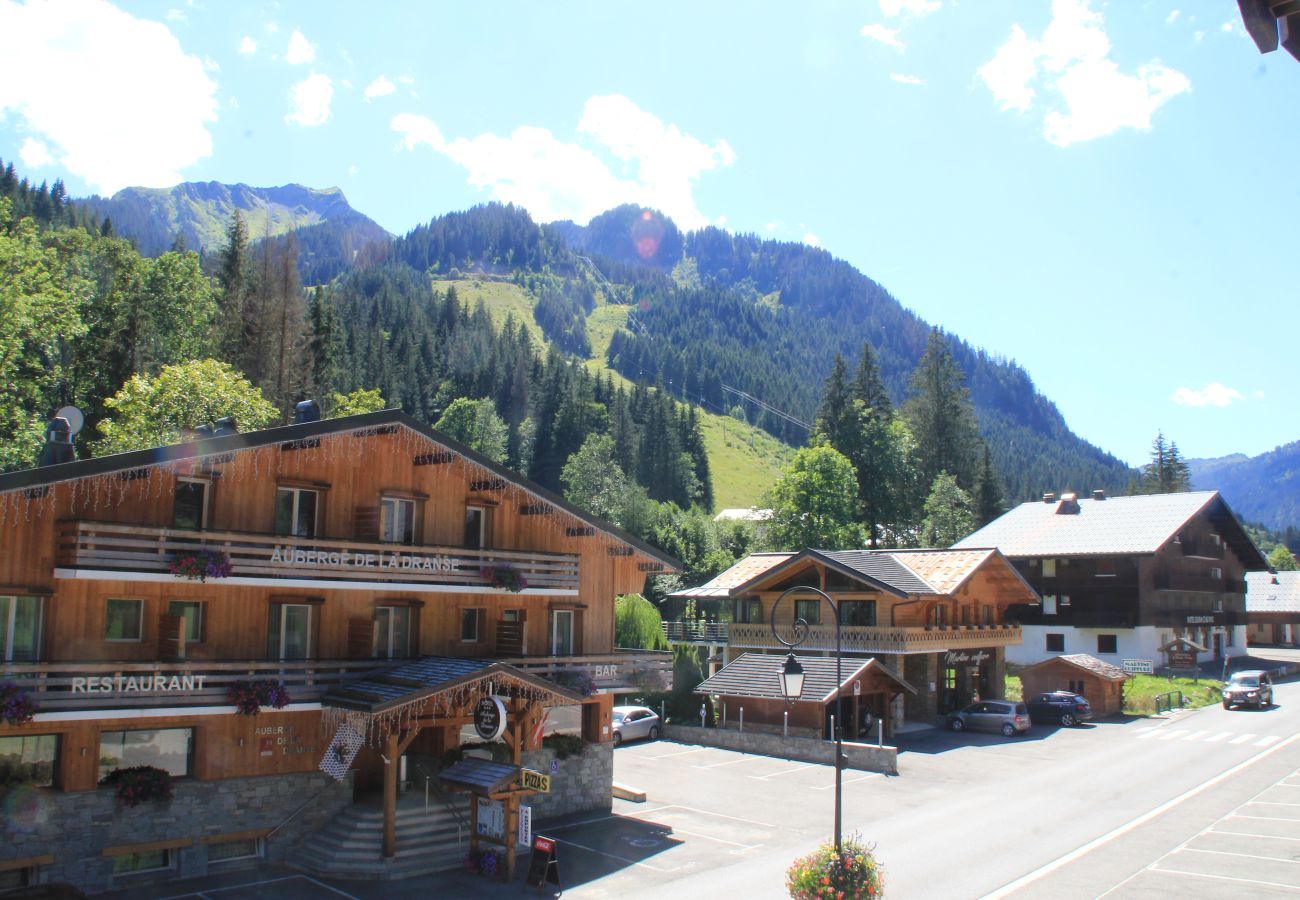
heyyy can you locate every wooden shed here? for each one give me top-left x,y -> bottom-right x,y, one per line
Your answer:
1018,654 -> 1129,718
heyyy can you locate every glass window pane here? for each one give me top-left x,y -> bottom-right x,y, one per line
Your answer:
464,508 -> 484,549
208,838 -> 260,862
12,596 -> 42,660
282,605 -> 311,659
552,611 -> 573,656
99,728 -> 193,779
173,481 -> 206,529
391,607 -> 410,657
372,607 -> 391,657
168,601 -> 202,642
296,491 -> 317,537
0,597 -> 8,661
105,599 -> 142,641
112,850 -> 169,874
460,608 -> 479,642
274,490 -> 295,535
0,734 -> 59,787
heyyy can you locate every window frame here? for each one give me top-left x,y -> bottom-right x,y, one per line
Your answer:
268,603 -> 314,660
794,598 -> 822,627
551,608 -> 575,656
206,837 -> 264,864
373,605 -> 415,659
1042,559 -> 1057,578
1097,633 -> 1118,655
460,607 -> 483,643
1041,594 -> 1058,616
1045,633 -> 1065,653
0,594 -> 44,662
275,486 -> 320,538
0,733 -> 59,788
110,848 -> 173,876
172,476 -> 211,530
464,505 -> 488,550
167,600 -> 204,644
840,599 -> 877,628
104,598 -> 145,643
380,496 -> 420,545
98,727 -> 195,781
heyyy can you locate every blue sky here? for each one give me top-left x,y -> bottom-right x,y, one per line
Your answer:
1,0 -> 1296,467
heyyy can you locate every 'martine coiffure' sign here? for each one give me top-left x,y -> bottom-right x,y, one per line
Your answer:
943,650 -> 992,666
270,545 -> 458,572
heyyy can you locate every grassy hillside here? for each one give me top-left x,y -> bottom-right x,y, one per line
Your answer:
437,276 -> 792,510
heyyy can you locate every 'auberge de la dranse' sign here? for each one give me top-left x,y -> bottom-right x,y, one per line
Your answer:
270,545 -> 457,572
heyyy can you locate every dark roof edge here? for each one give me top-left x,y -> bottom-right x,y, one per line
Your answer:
726,549 -> 911,599
0,408 -> 680,571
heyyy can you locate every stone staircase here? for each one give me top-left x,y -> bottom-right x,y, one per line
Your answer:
287,791 -> 472,879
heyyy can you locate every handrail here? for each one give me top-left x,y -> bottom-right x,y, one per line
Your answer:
426,776 -> 470,845
267,786 -> 331,840
727,622 -> 1021,653
1155,690 -> 1184,715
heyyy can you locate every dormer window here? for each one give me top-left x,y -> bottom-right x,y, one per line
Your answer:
1042,559 -> 1057,578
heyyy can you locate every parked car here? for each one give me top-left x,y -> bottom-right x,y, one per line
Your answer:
612,705 -> 661,745
1026,691 -> 1093,726
947,700 -> 1030,736
1223,670 -> 1274,709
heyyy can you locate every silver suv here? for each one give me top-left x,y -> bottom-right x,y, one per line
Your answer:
1223,670 -> 1274,709
947,700 -> 1030,736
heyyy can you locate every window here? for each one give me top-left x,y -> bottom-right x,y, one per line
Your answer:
460,608 -> 483,643
551,609 -> 574,656
1226,627 -> 1235,648
380,497 -> 418,544
1042,595 -> 1058,615
0,868 -> 33,890
173,478 -> 210,530
1060,595 -> 1071,607
105,599 -> 144,642
795,598 -> 821,626
464,506 -> 487,550
111,849 -> 171,875
0,595 -> 43,661
929,604 -> 948,626
0,734 -> 59,787
207,837 -> 262,863
1209,567 -> 1223,580
167,601 -> 203,643
1045,633 -> 1065,652
1097,634 -> 1118,654
1042,559 -> 1057,578
99,728 -> 193,780
1068,679 -> 1085,694
1095,559 -> 1115,577
840,600 -> 876,627
733,598 -> 762,624
374,606 -> 413,658
267,603 -> 313,660
275,487 -> 319,537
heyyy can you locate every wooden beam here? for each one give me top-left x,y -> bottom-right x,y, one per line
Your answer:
382,731 -> 398,858
0,855 -> 53,872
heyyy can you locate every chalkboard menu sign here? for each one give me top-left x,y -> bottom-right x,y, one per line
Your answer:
526,834 -> 561,888
474,696 -> 507,741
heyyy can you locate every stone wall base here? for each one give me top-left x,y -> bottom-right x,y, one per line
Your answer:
662,724 -> 898,775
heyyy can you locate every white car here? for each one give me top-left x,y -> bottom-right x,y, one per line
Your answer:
612,705 -> 661,745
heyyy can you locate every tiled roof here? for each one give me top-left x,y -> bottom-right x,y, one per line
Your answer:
818,551 -> 934,595
1021,653 -> 1129,681
438,758 -> 519,794
323,655 -> 580,713
953,491 -> 1233,558
1247,571 -> 1300,613
695,652 -> 915,702
880,549 -> 997,594
669,552 -> 793,598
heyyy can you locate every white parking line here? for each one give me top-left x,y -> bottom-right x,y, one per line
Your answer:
1204,732 -> 1233,743
658,803 -> 781,830
1180,846 -> 1300,864
1234,814 -> 1300,822
1247,800 -> 1300,808
555,836 -> 681,873
750,763 -> 815,780
647,746 -> 711,759
668,826 -> 761,851
1229,733 -> 1257,744
1148,865 -> 1300,891
694,755 -> 766,769
1209,828 -> 1300,842
812,772 -> 883,791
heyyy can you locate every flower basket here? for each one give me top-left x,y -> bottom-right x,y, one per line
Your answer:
228,680 -> 291,715
169,549 -> 231,582
479,565 -> 527,593
786,833 -> 884,900
101,765 -> 173,807
548,668 -> 598,697
464,848 -> 502,878
0,682 -> 37,726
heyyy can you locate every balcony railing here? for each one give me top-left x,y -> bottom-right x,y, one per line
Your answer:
727,623 -> 1022,654
56,520 -> 579,595
1155,571 -> 1244,594
490,651 -> 674,693
0,658 -> 388,711
661,621 -> 729,643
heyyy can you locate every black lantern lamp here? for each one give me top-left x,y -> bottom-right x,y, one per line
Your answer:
778,652 -> 805,702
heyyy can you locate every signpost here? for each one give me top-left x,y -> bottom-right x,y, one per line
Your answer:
520,768 -> 551,793
473,696 -> 507,741
526,835 -> 561,889
1122,659 -> 1154,675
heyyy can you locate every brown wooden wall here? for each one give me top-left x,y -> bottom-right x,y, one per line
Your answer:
0,427 -> 665,662
1020,660 -> 1126,717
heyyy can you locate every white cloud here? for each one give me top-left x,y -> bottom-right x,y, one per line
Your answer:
239,35 -> 257,54
1166,10 -> 1180,25
364,75 -> 395,101
803,233 -> 821,247
978,0 -> 1190,146
861,24 -> 905,50
391,95 -> 734,230
285,72 -> 332,126
165,7 -> 184,22
19,137 -> 53,168
765,222 -> 776,232
889,73 -> 926,85
347,164 -> 358,176
0,0 -> 217,192
1170,382 -> 1248,408
880,0 -> 940,18
285,28 -> 315,65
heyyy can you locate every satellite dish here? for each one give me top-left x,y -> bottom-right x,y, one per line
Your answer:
56,406 -> 85,436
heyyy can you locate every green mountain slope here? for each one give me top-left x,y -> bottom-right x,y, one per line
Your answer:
1189,443 -> 1300,531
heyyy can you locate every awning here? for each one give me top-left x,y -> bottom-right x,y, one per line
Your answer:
695,652 -> 915,703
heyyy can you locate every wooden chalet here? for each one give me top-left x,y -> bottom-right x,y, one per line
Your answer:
0,407 -> 677,893
671,547 -> 1035,729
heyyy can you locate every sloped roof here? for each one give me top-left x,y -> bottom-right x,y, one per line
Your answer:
887,548 -> 1000,594
1020,653 -> 1129,681
953,491 -> 1266,568
818,550 -> 934,595
1246,571 -> 1300,613
695,652 -> 915,702
322,655 -> 581,714
0,408 -> 679,570
669,552 -> 794,598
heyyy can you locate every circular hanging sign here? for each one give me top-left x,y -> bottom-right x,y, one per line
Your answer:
474,696 -> 508,741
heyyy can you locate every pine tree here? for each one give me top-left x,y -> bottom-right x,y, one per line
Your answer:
1138,431 -> 1191,494
904,328 -> 982,492
813,354 -> 855,452
216,212 -> 250,365
973,444 -> 1004,526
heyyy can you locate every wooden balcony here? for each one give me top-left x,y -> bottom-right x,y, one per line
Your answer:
55,520 -> 579,595
0,658 -> 388,712
727,622 -> 1022,654
506,651 -> 674,693
661,621 -> 729,644
1154,571 -> 1244,594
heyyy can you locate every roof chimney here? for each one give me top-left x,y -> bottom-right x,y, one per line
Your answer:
1056,492 -> 1080,515
212,417 -> 239,437
1092,489 -> 1106,501
37,416 -> 75,467
293,399 -> 322,424
1042,492 -> 1057,503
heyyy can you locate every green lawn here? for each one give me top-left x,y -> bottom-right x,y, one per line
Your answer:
1004,671 -> 1222,716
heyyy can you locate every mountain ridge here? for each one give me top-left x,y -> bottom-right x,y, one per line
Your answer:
1188,441 -> 1300,531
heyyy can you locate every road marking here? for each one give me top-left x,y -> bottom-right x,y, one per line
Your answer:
660,803 -> 781,829
981,729 -> 1300,900
1158,729 -> 1188,741
750,763 -> 815,780
156,877 -> 361,900
1209,828 -> 1300,842
1147,865 -> 1300,891
1135,729 -> 1162,740
1229,733 -> 1257,744
1180,846 -> 1300,864
1255,735 -> 1282,748
695,755 -> 765,769
1130,726 -> 1157,736
812,772 -> 883,791
1247,800 -> 1300,808
1234,814 -> 1300,822
648,746 -> 710,759
1204,731 -> 1232,743
555,836 -> 681,872
1181,730 -> 1209,741
668,826 -> 760,850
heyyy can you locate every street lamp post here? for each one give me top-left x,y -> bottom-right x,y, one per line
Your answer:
771,584 -> 845,854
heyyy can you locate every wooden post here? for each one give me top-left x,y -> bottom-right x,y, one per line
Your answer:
505,795 -> 518,881
382,731 -> 398,858
469,793 -> 479,860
